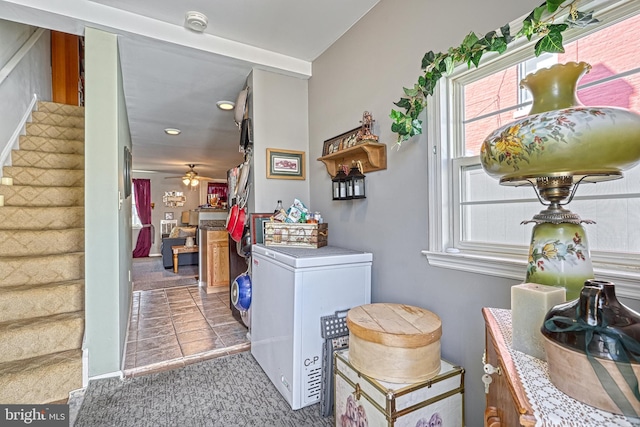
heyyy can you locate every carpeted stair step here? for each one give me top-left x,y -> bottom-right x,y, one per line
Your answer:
12,150 -> 84,170
0,206 -> 83,230
0,311 -> 84,363
0,228 -> 84,257
0,252 -> 84,288
37,101 -> 84,118
0,184 -> 83,207
19,135 -> 84,155
0,280 -> 84,323
32,111 -> 84,129
25,123 -> 84,142
0,349 -> 82,404
3,166 -> 84,187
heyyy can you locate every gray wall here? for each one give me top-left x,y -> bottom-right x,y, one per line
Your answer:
250,68 -> 310,213
0,19 -> 51,157
131,171 -> 202,255
85,27 -> 132,376
308,0 -> 543,424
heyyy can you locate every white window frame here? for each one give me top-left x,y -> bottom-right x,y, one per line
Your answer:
423,0 -> 640,300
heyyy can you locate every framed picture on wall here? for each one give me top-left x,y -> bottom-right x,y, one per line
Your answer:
164,212 -> 174,220
322,127 -> 359,156
266,148 -> 305,180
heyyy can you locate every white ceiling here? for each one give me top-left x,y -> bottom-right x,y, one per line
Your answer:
0,0 -> 380,180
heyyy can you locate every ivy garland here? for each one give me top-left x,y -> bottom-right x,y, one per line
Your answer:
390,0 -> 599,146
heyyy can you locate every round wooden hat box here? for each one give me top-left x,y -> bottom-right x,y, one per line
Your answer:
346,303 -> 442,383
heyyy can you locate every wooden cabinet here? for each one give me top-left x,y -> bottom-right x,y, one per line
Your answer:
206,230 -> 229,293
483,308 -> 537,427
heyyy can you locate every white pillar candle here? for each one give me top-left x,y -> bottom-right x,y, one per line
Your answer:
1,177 -> 12,186
0,195 -> 4,206
511,283 -> 566,360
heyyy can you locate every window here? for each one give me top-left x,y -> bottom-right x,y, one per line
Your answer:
425,1 -> 640,296
131,189 -> 142,228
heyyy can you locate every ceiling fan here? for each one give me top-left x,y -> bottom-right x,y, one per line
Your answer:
164,164 -> 214,189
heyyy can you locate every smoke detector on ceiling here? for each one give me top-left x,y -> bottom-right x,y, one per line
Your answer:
185,11 -> 208,32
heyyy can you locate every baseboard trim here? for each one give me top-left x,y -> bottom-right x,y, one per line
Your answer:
88,370 -> 123,381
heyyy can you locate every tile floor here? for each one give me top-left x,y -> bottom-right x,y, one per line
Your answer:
123,285 -> 250,376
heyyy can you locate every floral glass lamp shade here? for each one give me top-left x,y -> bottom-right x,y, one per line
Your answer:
480,62 -> 640,300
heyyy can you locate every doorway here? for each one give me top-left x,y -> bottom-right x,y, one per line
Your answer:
124,256 -> 249,375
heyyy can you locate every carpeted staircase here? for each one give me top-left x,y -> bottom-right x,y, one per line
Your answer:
0,101 -> 85,404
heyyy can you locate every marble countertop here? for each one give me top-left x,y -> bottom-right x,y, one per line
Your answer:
199,219 -> 227,230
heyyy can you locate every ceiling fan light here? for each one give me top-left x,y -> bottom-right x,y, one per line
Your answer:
191,178 -> 199,186
165,128 -> 181,135
182,177 -> 190,185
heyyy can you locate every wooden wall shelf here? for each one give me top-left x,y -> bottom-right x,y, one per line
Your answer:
317,141 -> 387,177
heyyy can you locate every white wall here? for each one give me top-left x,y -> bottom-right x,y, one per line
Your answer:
0,19 -> 51,160
131,171 -> 202,255
250,68 -> 310,213
308,0 -> 544,424
84,27 -> 132,377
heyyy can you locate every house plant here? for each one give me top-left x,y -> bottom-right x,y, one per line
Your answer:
390,0 -> 599,146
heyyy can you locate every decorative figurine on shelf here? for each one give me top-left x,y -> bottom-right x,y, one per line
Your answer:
356,111 -> 379,142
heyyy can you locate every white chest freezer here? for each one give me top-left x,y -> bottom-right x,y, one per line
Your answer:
250,244 -> 372,410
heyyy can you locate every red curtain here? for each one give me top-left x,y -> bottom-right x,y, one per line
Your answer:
133,178 -> 152,258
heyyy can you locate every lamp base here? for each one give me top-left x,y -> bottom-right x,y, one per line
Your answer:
525,221 -> 594,301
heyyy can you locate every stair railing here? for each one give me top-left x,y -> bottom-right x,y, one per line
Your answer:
0,28 -> 45,172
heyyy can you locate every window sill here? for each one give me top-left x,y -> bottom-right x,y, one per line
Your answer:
422,250 -> 640,301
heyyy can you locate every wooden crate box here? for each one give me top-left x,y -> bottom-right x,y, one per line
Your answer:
263,222 -> 328,248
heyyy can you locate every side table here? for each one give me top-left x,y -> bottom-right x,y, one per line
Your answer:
171,245 -> 198,273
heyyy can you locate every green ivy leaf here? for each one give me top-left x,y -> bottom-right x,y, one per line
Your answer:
418,75 -> 426,87
393,98 -> 412,110
489,38 -> 507,53
411,119 -> 423,136
421,51 -> 435,70
566,10 -> 599,28
533,5 -> 547,21
534,23 -> 568,55
546,0 -> 565,13
518,19 -> 535,40
403,86 -> 419,97
500,24 -> 512,43
389,109 -> 405,121
462,32 -> 479,49
444,56 -> 455,75
470,51 -> 483,68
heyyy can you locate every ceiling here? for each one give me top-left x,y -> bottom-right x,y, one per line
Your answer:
0,0 -> 380,180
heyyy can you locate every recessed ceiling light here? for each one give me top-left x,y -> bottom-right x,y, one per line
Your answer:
216,100 -> 235,111
164,128 -> 181,135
